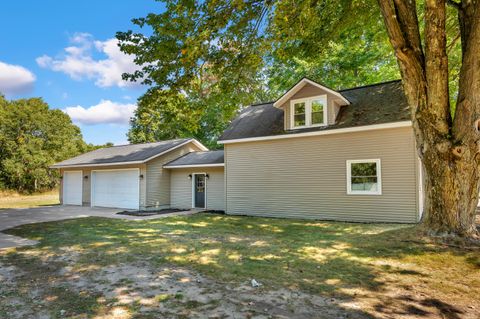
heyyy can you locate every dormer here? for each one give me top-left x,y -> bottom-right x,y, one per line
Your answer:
273,78 -> 350,130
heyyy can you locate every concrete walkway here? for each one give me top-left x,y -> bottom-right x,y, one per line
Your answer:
0,206 -> 195,250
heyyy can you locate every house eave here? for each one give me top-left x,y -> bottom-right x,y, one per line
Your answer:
163,163 -> 225,169
218,121 -> 413,144
50,161 -> 145,169
51,138 -> 209,169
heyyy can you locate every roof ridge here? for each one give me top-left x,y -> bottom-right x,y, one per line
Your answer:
105,138 -> 191,148
338,79 -> 402,92
251,79 -> 401,107
302,76 -> 339,93
251,100 -> 275,107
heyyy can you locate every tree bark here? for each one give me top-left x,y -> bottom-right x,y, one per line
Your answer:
378,0 -> 480,238
422,142 -> 479,236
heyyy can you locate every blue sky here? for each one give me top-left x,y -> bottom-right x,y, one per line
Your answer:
0,0 -> 164,145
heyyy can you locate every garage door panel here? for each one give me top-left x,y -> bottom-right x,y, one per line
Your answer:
92,169 -> 139,209
63,171 -> 83,205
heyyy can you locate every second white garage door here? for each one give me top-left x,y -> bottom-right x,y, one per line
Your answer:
91,169 -> 140,209
63,171 -> 83,205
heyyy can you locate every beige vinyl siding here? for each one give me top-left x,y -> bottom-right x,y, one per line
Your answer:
59,168 -> 65,205
224,126 -> 419,223
206,168 -> 225,210
145,144 -> 203,209
170,167 -> 225,210
281,83 -> 341,128
82,170 -> 90,205
60,164 -> 147,207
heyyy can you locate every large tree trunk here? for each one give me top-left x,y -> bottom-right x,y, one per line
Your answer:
422,143 -> 479,236
378,0 -> 480,238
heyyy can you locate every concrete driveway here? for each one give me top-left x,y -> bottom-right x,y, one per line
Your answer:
0,205 -> 193,250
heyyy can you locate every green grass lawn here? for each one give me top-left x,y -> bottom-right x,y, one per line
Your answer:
0,190 -> 59,208
1,213 -> 479,318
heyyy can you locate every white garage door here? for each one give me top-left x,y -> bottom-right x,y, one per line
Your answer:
63,171 -> 83,205
91,169 -> 140,209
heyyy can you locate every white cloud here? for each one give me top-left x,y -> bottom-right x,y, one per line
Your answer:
64,100 -> 137,125
36,33 -> 141,88
0,61 -> 36,95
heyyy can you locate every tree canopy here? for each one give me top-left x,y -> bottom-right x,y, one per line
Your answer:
0,96 -> 101,193
117,0 -> 409,146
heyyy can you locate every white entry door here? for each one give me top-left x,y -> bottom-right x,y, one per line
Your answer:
63,171 -> 83,205
91,169 -> 140,209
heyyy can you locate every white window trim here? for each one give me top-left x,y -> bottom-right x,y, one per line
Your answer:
346,159 -> 382,195
290,95 -> 328,129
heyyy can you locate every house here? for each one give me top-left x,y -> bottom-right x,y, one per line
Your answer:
53,78 -> 422,223
218,78 -> 420,223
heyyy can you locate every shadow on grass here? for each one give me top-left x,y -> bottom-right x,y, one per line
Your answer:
373,295 -> 465,319
2,213 -> 478,318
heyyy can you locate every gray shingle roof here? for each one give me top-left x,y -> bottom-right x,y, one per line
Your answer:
218,80 -> 410,141
164,150 -> 224,168
52,138 -> 198,168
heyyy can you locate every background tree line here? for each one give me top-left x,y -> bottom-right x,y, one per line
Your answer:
0,95 -> 109,193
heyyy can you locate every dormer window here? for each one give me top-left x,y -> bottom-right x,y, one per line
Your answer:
273,78 -> 350,130
293,102 -> 306,126
290,95 -> 327,128
312,99 -> 325,125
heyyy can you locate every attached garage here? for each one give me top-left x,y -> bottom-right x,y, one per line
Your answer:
62,171 -> 83,205
52,138 -> 209,210
91,169 -> 140,209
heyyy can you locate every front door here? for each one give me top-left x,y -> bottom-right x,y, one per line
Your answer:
194,174 -> 206,208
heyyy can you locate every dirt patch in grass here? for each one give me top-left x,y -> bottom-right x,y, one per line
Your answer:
0,256 -> 368,318
1,214 -> 479,318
